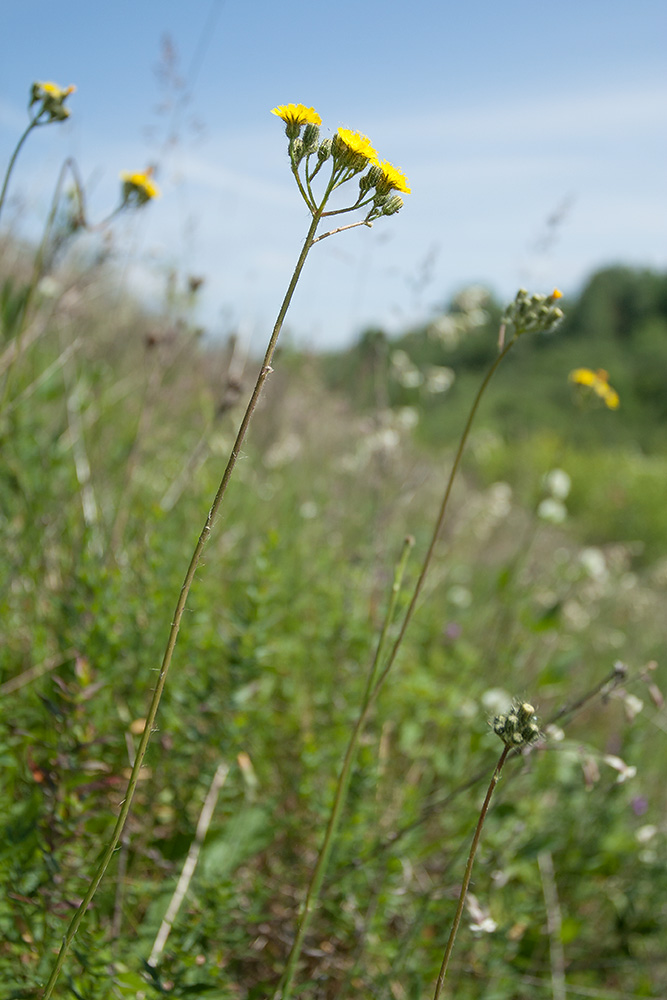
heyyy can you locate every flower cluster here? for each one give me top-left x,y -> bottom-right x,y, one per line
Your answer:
492,701 -> 540,748
30,81 -> 76,122
120,168 -> 160,207
501,288 -> 564,337
569,367 -> 619,409
271,103 -> 410,221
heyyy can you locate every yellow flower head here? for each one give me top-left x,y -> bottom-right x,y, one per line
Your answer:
335,128 -> 379,167
550,288 -> 563,300
30,81 -> 76,121
569,368 -> 619,409
377,160 -> 411,194
271,104 -> 321,129
38,82 -> 76,100
120,168 -> 160,207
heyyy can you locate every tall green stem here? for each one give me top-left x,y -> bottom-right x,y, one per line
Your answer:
432,746 -> 510,1000
0,119 -> 38,222
369,339 -> 515,709
277,338 -> 516,1000
41,209 -> 323,999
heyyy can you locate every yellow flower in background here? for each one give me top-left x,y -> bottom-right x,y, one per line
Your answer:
30,81 -> 76,121
271,104 -> 322,128
569,367 -> 619,409
120,168 -> 160,207
335,128 -> 379,166
34,82 -> 76,101
377,160 -> 411,194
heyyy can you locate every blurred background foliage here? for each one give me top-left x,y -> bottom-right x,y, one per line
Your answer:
1,236 -> 666,998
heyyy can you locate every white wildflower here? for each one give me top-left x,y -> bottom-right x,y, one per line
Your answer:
579,547 -> 608,582
603,754 -> 637,783
543,468 -> 571,500
425,365 -> 455,393
537,498 -> 567,524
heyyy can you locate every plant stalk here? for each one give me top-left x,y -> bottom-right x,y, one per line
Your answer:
432,745 -> 510,1000
369,338 -> 515,709
41,209 -> 323,998
277,338 -> 516,1000
0,119 -> 38,222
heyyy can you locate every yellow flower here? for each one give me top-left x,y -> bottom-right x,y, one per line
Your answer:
377,160 -> 411,194
569,368 -> 619,409
120,168 -> 160,206
30,81 -> 76,121
271,104 -> 322,128
36,82 -> 76,100
604,387 -> 620,409
550,288 -> 563,300
335,128 -> 379,167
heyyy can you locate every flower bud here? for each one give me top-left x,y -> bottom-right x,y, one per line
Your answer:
302,123 -> 320,153
317,139 -> 332,162
290,138 -> 305,165
361,165 -> 383,192
381,195 -> 404,216
517,702 -> 534,723
493,715 -> 507,736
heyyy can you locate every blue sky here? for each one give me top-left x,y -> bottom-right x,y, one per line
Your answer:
1,0 -> 666,348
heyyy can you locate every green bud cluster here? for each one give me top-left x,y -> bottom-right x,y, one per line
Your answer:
290,133 -> 332,169
501,288 -> 564,337
365,192 -> 404,223
492,701 -> 540,748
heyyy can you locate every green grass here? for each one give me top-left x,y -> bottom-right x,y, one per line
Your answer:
1,243 -> 667,999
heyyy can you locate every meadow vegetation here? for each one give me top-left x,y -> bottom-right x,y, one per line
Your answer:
1,87 -> 666,1000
